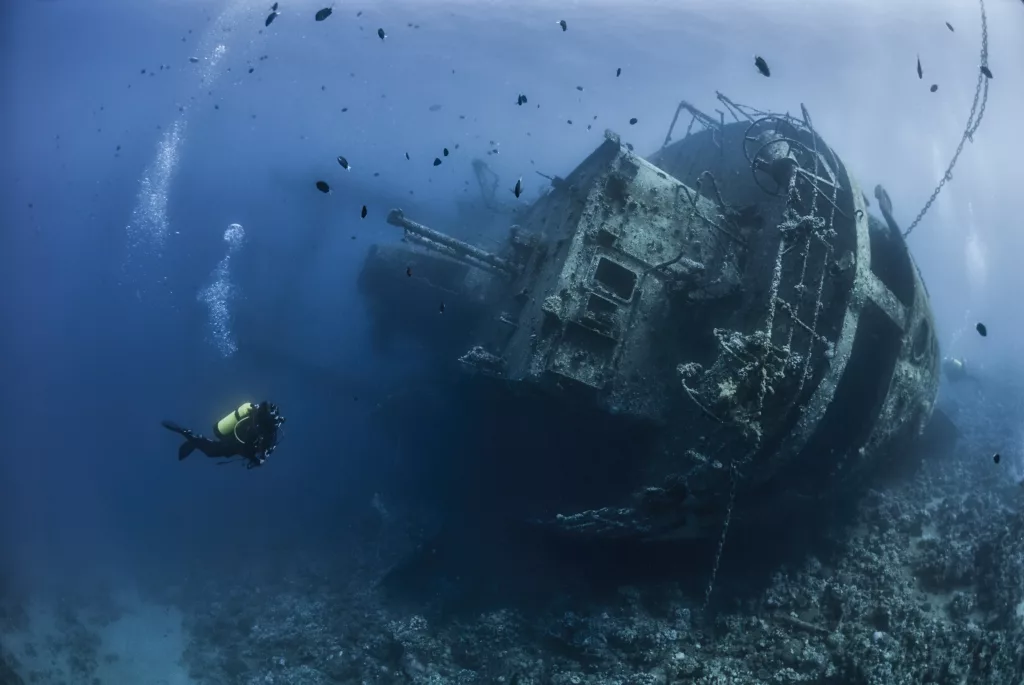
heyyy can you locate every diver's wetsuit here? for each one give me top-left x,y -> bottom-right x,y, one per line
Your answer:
161,421 -> 253,461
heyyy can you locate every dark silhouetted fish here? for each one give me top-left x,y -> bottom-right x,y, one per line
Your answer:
316,180 -> 330,193
265,11 -> 278,27
754,55 -> 770,77
315,7 -> 332,21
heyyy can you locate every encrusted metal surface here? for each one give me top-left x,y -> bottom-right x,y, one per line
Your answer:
358,95 -> 941,542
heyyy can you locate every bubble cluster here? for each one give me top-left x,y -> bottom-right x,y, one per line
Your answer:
199,223 -> 246,358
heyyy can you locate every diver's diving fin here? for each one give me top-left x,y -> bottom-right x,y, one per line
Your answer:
161,420 -> 186,435
178,442 -> 196,461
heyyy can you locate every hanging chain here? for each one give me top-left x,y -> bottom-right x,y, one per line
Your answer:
903,0 -> 990,238
702,461 -> 739,612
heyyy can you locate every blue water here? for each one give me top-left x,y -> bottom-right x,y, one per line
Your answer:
3,0 -> 1024,682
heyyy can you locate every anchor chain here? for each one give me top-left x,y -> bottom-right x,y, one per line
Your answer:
903,0 -> 990,238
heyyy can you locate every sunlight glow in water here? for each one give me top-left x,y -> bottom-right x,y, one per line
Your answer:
199,223 -> 245,358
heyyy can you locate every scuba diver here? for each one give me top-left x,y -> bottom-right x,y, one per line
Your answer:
161,401 -> 285,469
942,356 -> 976,384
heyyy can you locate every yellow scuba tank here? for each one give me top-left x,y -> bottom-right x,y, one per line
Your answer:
214,403 -> 253,442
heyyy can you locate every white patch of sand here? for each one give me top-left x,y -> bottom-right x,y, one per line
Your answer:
1,590 -> 196,685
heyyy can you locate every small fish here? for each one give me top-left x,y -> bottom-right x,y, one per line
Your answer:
248,67 -> 254,73
558,19 -> 567,31
357,11 -> 362,17
272,2 -> 278,10
265,11 -> 278,27
361,205 -> 367,218
141,68 -> 146,74
443,148 -> 449,156
754,55 -> 770,77
513,177 -> 522,198
429,104 -> 442,112
189,57 -> 199,63
980,65 -> 993,79
945,21 -> 954,31
377,28 -> 386,40
433,157 -> 442,166
576,85 -> 584,91
439,302 -> 446,314
316,180 -> 330,193
406,267 -> 412,277
616,67 -> 621,77
976,322 -> 987,337
930,84 -> 938,92
629,117 -> 637,125
917,55 -> 923,79
567,119 -> 572,125
315,7 -> 332,21
993,453 -> 1000,464
405,152 -> 410,160
517,93 -> 528,106
337,155 -> 350,170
